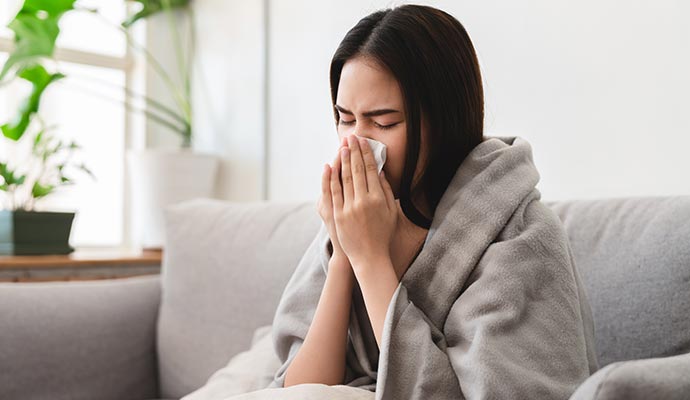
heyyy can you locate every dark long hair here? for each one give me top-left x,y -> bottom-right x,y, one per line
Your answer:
329,4 -> 484,229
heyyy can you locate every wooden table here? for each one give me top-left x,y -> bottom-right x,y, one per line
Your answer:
0,249 -> 162,282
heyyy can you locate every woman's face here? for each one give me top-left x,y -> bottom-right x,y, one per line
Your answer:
335,55 -> 428,201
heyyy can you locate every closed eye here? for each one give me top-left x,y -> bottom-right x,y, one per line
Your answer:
338,119 -> 400,130
375,121 -> 399,130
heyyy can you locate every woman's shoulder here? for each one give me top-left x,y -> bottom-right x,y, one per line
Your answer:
480,188 -> 579,294
495,189 -> 570,253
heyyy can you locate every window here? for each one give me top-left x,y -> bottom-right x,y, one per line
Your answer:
0,0 -> 142,247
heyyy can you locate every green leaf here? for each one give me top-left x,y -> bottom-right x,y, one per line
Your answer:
0,17 -> 58,80
122,0 -> 190,28
0,0 -> 76,81
0,162 -> 9,184
49,138 -> 64,155
78,163 -> 96,180
31,181 -> 54,198
1,65 -> 65,141
22,0 -> 76,16
0,162 -> 24,186
33,128 -> 44,149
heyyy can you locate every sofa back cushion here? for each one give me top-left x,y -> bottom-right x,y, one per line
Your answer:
546,196 -> 690,367
157,198 -> 320,398
158,195 -> 690,397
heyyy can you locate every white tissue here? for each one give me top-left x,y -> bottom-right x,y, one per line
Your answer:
360,137 -> 387,173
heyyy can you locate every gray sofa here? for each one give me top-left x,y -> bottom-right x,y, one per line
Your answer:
1,196 -> 689,400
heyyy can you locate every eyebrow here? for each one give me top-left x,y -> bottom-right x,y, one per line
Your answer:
334,104 -> 401,117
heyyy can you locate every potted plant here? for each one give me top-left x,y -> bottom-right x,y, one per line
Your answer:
1,0 -> 220,250
0,118 -> 94,255
0,2 -> 93,255
120,0 -> 220,249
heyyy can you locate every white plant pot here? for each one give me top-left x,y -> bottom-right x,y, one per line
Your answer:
126,149 -> 219,249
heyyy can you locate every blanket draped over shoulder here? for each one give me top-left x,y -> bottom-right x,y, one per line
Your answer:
267,135 -> 599,399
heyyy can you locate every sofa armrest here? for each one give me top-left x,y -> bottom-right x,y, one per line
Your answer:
0,274 -> 162,400
570,352 -> 690,400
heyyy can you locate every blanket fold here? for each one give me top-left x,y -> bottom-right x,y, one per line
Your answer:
268,135 -> 598,399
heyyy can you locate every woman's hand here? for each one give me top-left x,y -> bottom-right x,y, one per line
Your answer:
331,134 -> 398,271
318,140 -> 349,263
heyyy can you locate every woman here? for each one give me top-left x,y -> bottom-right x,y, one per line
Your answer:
268,4 -> 599,399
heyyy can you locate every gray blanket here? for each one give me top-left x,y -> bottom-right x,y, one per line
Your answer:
267,135 -> 599,399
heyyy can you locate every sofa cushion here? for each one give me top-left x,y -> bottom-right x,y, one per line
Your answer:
0,275 -> 160,400
546,196 -> 690,366
157,199 -> 320,398
569,351 -> 690,400
181,324 -> 281,400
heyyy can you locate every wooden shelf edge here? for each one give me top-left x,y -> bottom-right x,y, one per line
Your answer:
0,249 -> 163,269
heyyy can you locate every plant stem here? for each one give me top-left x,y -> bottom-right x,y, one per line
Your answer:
186,6 -> 196,109
60,80 -> 189,137
162,0 -> 188,104
79,6 -> 192,128
161,0 -> 192,147
29,118 -> 52,211
71,73 -> 189,128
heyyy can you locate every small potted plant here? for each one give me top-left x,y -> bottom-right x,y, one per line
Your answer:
0,118 -> 94,255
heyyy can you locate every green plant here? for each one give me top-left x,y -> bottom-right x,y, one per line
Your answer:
0,0 -> 194,210
84,0 -> 194,146
0,118 -> 94,211
0,0 -> 73,141
0,0 -> 93,210
1,64 -> 64,140
0,0 -> 194,146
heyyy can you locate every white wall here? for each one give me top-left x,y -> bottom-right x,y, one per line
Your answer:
192,0 -> 690,203
189,0 -> 267,200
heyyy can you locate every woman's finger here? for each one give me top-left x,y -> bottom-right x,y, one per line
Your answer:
333,146 -> 343,188
357,136 -> 383,196
340,144 -> 354,206
322,163 -> 331,206
331,149 -> 344,211
347,135 -> 368,199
